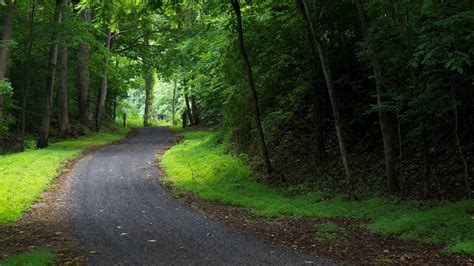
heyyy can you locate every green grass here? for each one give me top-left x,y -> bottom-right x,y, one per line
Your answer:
160,129 -> 474,256
0,250 -> 55,266
315,222 -> 347,243
0,127 -> 130,225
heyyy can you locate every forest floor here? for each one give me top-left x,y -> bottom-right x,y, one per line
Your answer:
159,128 -> 474,264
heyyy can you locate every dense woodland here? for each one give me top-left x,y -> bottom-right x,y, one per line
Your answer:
0,0 -> 472,200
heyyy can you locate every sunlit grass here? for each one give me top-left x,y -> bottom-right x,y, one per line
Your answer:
0,127 -> 130,225
0,250 -> 55,265
160,129 -> 474,255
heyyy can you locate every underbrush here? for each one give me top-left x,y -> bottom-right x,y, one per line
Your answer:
0,124 -> 130,224
160,129 -> 474,256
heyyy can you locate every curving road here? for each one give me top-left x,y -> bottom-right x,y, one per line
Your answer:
66,127 -> 333,265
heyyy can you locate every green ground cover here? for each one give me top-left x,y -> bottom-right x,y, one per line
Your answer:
0,250 -> 55,266
0,127 -> 130,224
160,129 -> 474,255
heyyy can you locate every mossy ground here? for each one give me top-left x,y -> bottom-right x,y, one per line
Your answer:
160,129 -> 474,256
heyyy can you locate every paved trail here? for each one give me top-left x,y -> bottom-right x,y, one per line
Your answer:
67,127 -> 332,265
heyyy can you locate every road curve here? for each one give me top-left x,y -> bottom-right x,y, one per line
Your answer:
67,127 -> 333,265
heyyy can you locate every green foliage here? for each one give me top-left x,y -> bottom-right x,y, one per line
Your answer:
0,250 -> 55,266
161,130 -> 474,255
0,128 -> 129,224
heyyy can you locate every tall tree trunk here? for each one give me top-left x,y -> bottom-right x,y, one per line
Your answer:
96,28 -> 112,132
172,79 -> 177,126
299,2 -> 325,164
57,0 -> 71,137
77,8 -> 92,125
0,0 -> 16,122
297,0 -> 356,199
21,1 -> 36,150
184,92 -> 194,125
143,37 -> 152,127
356,0 -> 399,194
231,0 -> 273,175
144,76 -> 153,126
191,94 -> 200,125
37,0 -> 63,148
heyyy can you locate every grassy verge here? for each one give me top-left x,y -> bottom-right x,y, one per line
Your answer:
160,129 -> 474,255
0,126 -> 130,225
0,250 -> 55,265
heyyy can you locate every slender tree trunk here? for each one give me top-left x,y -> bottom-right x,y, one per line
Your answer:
0,0 -> 16,122
297,0 -> 356,199
77,8 -> 92,125
20,1 -> 36,150
184,92 -> 194,125
37,0 -> 63,148
451,90 -> 471,198
172,79 -> 177,126
191,94 -> 200,125
231,0 -> 273,175
57,0 -> 71,137
299,2 -> 325,163
182,112 -> 187,128
356,0 -> 399,194
96,28 -> 112,132
143,37 -> 153,127
144,76 -> 152,126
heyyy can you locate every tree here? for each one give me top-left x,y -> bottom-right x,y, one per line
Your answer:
0,0 -> 16,122
57,0 -> 72,137
355,0 -> 399,194
230,0 -> 273,175
143,37 -> 153,127
76,6 -> 93,125
96,28 -> 112,131
296,0 -> 356,199
37,0 -> 64,148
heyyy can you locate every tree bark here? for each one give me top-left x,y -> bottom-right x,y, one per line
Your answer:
231,0 -> 273,175
184,92 -> 194,125
96,28 -> 112,132
37,0 -> 63,148
191,94 -> 200,125
0,0 -> 16,122
356,0 -> 399,194
143,37 -> 152,127
172,79 -> 177,126
299,1 -> 325,163
144,75 -> 153,126
182,112 -> 187,128
297,0 -> 356,199
77,8 -> 92,125
57,0 -> 71,137
20,1 -> 36,150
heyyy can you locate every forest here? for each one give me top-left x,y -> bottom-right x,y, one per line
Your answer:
0,0 -> 473,264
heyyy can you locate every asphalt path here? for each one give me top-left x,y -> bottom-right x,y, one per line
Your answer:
67,127 -> 333,265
